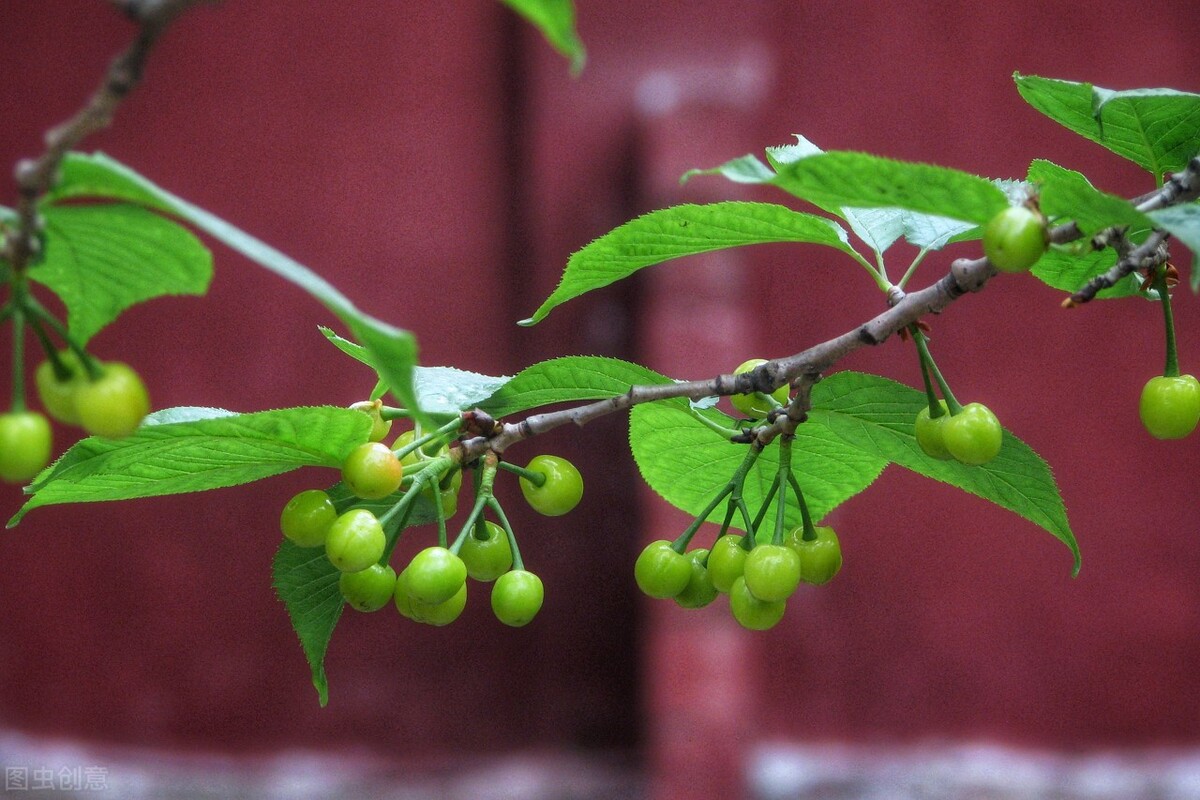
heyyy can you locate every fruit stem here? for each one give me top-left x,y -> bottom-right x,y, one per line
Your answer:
789,473 -> 817,542
671,442 -> 763,553
379,500 -> 416,563
10,303 -> 27,412
913,328 -> 962,415
22,294 -> 101,380
771,436 -> 795,546
1155,268 -> 1180,378
913,327 -> 945,418
486,497 -> 523,571
749,477 -> 781,536
497,460 -> 546,487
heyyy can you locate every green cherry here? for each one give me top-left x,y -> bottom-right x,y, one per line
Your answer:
982,205 -> 1048,274
728,576 -> 786,631
1140,374 -> 1200,440
707,534 -> 749,594
0,411 -> 53,483
491,570 -> 545,627
914,400 -> 954,460
673,549 -> 719,609
324,508 -> 386,573
634,540 -> 692,599
518,454 -> 584,516
406,546 -> 467,605
941,402 -> 1003,466
74,362 -> 150,439
341,441 -> 403,500
459,520 -> 514,582
742,543 -> 802,602
730,358 -> 790,419
340,563 -> 398,612
279,489 -> 337,547
787,525 -> 843,586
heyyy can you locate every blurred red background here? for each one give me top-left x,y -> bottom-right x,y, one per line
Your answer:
1,2 -> 1198,797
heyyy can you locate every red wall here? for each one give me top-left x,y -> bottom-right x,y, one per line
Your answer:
1,0 -> 1198,772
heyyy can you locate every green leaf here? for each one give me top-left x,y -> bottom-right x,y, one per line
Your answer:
1028,160 -> 1155,234
521,201 -> 856,325
479,356 -> 672,417
629,399 -> 888,533
808,372 -> 1079,575
1030,246 -> 1140,299
499,0 -> 585,74
272,482 -> 437,706
321,327 -> 510,416
29,204 -> 212,344
769,151 -> 1008,226
50,153 -> 425,426
1147,204 -> 1200,290
272,541 -> 343,707
1015,74 -> 1200,175
686,139 -> 982,253
10,406 -> 371,525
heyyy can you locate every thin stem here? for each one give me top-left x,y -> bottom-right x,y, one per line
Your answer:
487,497 -> 523,571
749,478 -> 781,535
10,305 -> 26,412
670,443 -> 763,553
380,501 -> 416,563
913,328 -> 962,414
771,437 -> 794,545
1155,268 -> 1180,377
497,460 -> 546,487
914,326 -> 944,417
789,474 -> 817,542
897,248 -> 932,290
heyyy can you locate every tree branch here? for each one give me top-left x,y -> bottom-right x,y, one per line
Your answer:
1,0 -> 211,269
461,157 -> 1200,458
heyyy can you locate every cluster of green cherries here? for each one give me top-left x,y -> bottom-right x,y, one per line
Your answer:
0,346 -> 150,484
632,361 -> 843,631
279,401 -> 584,627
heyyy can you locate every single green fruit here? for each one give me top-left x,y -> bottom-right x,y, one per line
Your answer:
349,399 -> 392,443
707,534 -> 749,593
491,570 -> 545,627
1140,374 -> 1200,440
74,362 -> 150,438
324,508 -> 386,573
341,441 -> 403,500
914,400 -> 954,460
673,549 -> 719,609
634,539 -> 692,599
459,520 -> 514,582
728,576 -> 786,631
982,205 -> 1047,274
787,525 -> 843,585
340,563 -> 397,612
280,489 -> 337,547
742,543 -> 802,602
519,454 -> 584,516
406,546 -> 467,605
35,351 -> 84,424
942,402 -> 1003,466
0,411 -> 53,483
730,358 -> 790,419
410,582 -> 467,626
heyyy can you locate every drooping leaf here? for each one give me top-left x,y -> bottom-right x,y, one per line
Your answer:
1015,74 -> 1200,176
272,541 -> 343,707
521,201 -> 856,325
808,371 -> 1079,574
480,356 -> 672,417
49,153 -> 425,426
10,406 -> 371,525
499,0 -> 585,73
30,204 -> 212,344
629,399 -> 888,534
272,481 -> 437,706
1028,160 -> 1155,234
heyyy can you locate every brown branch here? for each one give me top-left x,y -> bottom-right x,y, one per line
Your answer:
1067,157 -> 1200,304
1,0 -> 211,269
460,156 -> 1200,458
